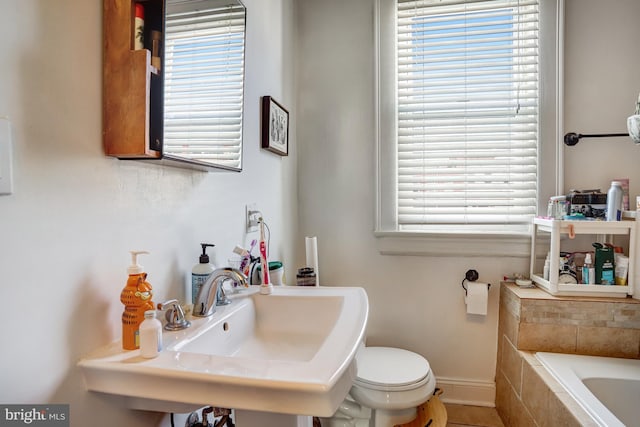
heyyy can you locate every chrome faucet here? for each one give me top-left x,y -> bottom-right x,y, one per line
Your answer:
192,267 -> 248,317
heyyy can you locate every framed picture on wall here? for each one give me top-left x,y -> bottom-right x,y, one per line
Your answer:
261,96 -> 289,156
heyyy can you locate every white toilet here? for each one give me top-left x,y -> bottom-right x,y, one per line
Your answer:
324,346 -> 436,427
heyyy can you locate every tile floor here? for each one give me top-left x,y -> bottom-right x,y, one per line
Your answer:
445,404 -> 505,427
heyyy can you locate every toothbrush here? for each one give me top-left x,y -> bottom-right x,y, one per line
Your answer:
234,239 -> 257,276
241,239 -> 257,275
258,219 -> 272,295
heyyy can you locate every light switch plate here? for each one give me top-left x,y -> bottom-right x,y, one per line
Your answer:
245,203 -> 260,233
0,117 -> 13,195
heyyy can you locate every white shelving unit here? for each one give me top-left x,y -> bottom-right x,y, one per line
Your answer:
529,217 -> 636,297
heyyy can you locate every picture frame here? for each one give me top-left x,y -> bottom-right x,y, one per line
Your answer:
261,96 -> 289,156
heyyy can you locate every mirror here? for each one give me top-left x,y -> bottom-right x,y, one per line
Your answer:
162,0 -> 246,171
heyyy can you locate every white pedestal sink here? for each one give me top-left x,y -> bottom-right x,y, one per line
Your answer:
79,286 -> 368,425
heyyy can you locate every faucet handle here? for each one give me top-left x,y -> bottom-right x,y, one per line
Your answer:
157,299 -> 191,331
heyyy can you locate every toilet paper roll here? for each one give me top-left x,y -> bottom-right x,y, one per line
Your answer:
305,236 -> 319,286
465,281 -> 488,315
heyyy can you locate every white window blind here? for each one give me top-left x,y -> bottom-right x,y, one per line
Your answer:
164,1 -> 245,170
396,0 -> 539,230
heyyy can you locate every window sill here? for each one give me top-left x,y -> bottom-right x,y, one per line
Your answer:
374,230 -> 532,257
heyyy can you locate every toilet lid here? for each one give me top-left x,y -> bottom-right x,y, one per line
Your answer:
354,347 -> 431,389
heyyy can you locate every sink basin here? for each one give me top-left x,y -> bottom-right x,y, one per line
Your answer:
79,286 -> 368,417
174,291 -> 344,361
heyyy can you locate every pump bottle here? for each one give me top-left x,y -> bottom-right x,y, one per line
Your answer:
191,243 -> 215,304
121,251 -> 155,350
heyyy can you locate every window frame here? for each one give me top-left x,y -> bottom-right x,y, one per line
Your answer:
374,0 -> 564,256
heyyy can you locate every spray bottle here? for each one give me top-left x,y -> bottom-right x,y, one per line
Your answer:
582,253 -> 595,285
121,251 -> 155,350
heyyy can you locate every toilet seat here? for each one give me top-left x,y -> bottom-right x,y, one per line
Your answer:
324,346 -> 436,426
353,347 -> 431,391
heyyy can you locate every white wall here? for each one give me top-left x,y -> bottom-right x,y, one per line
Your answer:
2,0 -> 639,422
563,0 -> 640,194
295,0 -> 640,405
0,0 -> 296,425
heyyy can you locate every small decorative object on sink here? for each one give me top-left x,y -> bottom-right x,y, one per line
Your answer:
120,251 -> 155,350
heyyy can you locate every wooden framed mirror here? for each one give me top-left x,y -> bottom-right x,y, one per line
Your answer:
102,0 -> 246,172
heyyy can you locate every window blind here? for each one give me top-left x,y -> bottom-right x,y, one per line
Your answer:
164,1 -> 245,169
396,0 -> 539,228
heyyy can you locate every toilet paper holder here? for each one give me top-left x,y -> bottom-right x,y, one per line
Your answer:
461,269 -> 491,295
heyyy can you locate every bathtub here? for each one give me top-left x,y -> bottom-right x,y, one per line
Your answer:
536,352 -> 640,427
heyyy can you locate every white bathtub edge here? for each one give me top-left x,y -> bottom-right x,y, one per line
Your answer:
535,352 -> 627,427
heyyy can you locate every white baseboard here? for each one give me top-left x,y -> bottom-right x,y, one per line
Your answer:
435,376 -> 496,407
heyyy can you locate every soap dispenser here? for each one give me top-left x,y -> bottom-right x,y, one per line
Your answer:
191,243 -> 215,304
121,251 -> 155,350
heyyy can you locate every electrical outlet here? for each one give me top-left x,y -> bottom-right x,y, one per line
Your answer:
245,203 -> 260,233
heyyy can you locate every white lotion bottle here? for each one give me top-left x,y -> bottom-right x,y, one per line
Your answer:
606,181 -> 623,221
191,243 -> 215,304
139,310 -> 163,358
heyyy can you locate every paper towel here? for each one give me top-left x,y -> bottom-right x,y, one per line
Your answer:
305,236 -> 319,286
465,281 -> 488,315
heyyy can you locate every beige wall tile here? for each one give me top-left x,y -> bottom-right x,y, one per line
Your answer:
520,300 -> 612,326
520,359 -> 584,427
548,393 -> 587,427
554,392 -> 599,427
495,370 -> 511,427
499,304 -> 520,349
518,323 -> 577,353
612,304 -> 640,329
501,335 -> 523,395
498,303 -> 519,368
521,361 -> 551,425
520,351 -> 541,367
528,362 -> 566,393
500,285 -> 522,320
576,326 -> 640,358
507,388 -> 536,427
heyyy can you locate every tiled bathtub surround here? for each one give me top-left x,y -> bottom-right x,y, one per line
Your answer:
500,283 -> 640,358
496,283 -> 640,426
